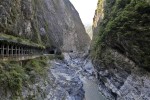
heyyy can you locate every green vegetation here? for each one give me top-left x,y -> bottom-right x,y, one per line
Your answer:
0,33 -> 45,48
92,0 -> 150,70
0,62 -> 26,96
0,56 -> 52,99
97,0 -> 104,13
0,54 -> 64,98
24,56 -> 49,80
0,0 -> 51,47
0,0 -> 20,36
31,0 -> 51,46
0,53 -> 64,99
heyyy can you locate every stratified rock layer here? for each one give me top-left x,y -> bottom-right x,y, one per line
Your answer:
92,0 -> 150,99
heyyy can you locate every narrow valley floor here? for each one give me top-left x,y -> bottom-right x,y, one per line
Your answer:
45,53 -> 106,100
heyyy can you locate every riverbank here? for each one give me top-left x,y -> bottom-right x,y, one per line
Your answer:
52,53 -> 107,100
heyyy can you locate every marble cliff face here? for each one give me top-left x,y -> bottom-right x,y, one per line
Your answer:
0,0 -> 90,52
92,0 -> 150,99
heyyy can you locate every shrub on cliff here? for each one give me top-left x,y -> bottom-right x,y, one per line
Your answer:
0,56 -> 49,99
92,0 -> 150,70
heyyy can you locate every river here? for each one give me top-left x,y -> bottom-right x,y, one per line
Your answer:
63,53 -> 107,100
82,78 -> 106,100
47,53 -> 107,100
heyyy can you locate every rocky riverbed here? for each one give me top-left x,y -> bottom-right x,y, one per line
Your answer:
45,53 -> 106,100
0,53 -> 107,100
9,53 -> 107,100
47,58 -> 84,100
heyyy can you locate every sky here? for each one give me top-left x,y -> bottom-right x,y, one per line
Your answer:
69,0 -> 98,26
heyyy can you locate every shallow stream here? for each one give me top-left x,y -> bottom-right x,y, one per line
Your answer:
82,78 -> 106,100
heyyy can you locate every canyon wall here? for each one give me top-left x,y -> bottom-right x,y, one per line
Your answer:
0,0 -> 90,51
92,0 -> 150,99
0,0 -> 91,99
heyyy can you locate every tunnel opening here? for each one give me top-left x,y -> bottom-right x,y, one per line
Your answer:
46,46 -> 56,54
70,50 -> 73,53
49,49 -> 55,54
46,46 -> 62,55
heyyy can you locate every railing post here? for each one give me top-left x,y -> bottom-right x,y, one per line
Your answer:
15,46 -> 17,57
7,45 -> 9,57
18,46 -> 20,57
13,46 -> 15,57
11,45 -> 13,57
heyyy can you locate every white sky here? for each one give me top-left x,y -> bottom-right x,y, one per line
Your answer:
69,0 -> 98,26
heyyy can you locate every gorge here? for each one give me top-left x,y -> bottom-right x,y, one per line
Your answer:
0,0 -> 150,100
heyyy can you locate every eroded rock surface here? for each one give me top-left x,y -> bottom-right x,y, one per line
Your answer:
20,53 -> 104,100
0,0 -> 90,51
92,0 -> 150,99
93,48 -> 150,100
46,60 -> 84,100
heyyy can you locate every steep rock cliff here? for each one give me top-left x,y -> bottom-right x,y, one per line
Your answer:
85,25 -> 93,40
92,0 -> 150,99
93,0 -> 105,38
0,0 -> 90,51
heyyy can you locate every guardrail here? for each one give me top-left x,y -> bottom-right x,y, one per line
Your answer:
0,43 -> 46,61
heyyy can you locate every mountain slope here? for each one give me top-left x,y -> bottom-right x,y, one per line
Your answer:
92,0 -> 150,99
